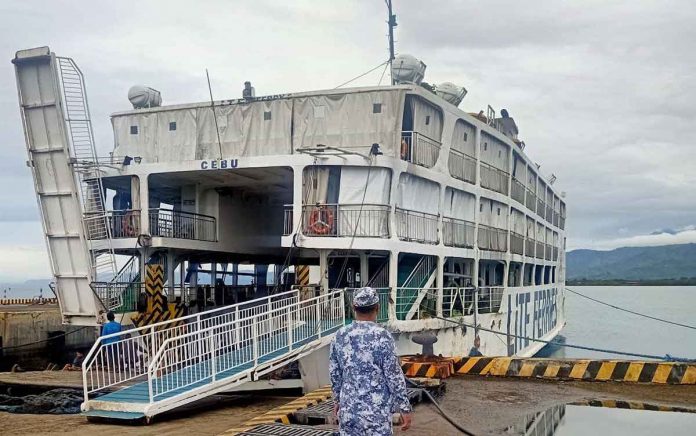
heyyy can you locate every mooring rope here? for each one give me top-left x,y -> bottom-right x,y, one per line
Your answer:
565,287 -> 696,331
430,315 -> 694,362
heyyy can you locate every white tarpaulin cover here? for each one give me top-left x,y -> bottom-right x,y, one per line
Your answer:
113,98 -> 294,162
409,95 -> 443,142
338,167 -> 391,204
292,90 -> 403,156
396,173 -> 439,214
511,208 -> 525,234
512,153 -> 526,181
480,197 -> 508,229
444,187 -> 475,220
481,132 -> 510,171
450,119 -> 475,155
536,222 -> 545,242
527,168 -> 537,193
526,217 -> 535,238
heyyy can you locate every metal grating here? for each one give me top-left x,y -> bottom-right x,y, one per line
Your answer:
238,424 -> 335,436
294,389 -> 423,426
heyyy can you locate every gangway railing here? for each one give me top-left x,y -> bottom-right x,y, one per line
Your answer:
147,291 -> 344,403
82,289 -> 300,400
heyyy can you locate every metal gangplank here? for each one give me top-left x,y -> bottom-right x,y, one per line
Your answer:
81,289 -> 345,421
13,47 -> 116,325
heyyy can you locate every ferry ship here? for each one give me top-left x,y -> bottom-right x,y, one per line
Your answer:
13,44 -> 565,417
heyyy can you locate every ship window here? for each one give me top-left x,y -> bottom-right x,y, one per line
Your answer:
497,208 -> 501,216
130,125 -> 138,135
169,122 -> 176,131
483,142 -> 488,150
372,103 -> 382,113
264,111 -> 272,121
498,150 -> 502,158
425,115 -> 431,125
480,203 -> 484,212
463,132 -> 468,141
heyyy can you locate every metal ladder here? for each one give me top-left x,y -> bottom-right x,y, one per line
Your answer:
56,57 -> 116,282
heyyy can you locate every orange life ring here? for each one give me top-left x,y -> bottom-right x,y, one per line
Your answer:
308,207 -> 334,235
122,211 -> 137,237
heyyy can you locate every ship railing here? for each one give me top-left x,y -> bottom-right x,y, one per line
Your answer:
395,287 -> 436,320
149,208 -> 216,242
87,209 -> 141,239
546,243 -> 553,261
478,286 -> 504,314
401,131 -> 441,168
342,287 -> 390,323
395,208 -> 439,244
537,198 -> 545,217
442,217 -> 475,248
511,177 -> 525,204
510,231 -> 525,255
299,204 -> 390,238
146,290 -> 344,403
442,287 -> 476,318
480,161 -> 510,195
525,237 -> 536,257
448,148 -> 476,184
536,241 -> 545,259
477,224 -> 508,252
525,187 -> 536,211
91,281 -> 143,313
82,289 -> 301,401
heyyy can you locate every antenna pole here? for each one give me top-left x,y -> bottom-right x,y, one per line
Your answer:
386,0 -> 397,84
206,69 -> 224,159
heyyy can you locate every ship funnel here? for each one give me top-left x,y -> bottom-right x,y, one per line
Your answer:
128,85 -> 162,109
435,82 -> 467,107
392,54 -> 426,85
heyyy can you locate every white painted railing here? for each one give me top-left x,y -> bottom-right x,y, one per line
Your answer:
82,290 -> 300,401
448,149 -> 476,184
478,286 -> 504,314
147,290 -> 344,402
443,217 -> 475,248
401,131 -> 441,168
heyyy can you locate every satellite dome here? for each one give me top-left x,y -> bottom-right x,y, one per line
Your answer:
435,82 -> 467,107
128,85 -> 162,109
391,54 -> 426,85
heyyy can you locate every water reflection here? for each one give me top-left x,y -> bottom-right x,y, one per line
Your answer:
506,403 -> 696,436
506,405 -> 565,435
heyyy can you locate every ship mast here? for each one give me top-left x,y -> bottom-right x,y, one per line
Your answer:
386,0 -> 397,84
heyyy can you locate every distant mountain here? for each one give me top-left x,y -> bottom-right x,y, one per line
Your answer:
0,279 -> 53,298
567,243 -> 696,281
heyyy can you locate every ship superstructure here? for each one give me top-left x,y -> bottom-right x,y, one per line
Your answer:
14,46 -> 565,419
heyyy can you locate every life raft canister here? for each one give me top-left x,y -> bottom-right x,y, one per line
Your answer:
308,206 -> 334,235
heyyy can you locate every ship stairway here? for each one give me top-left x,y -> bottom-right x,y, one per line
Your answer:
397,255 -> 437,321
56,56 -> 117,283
81,289 -> 345,421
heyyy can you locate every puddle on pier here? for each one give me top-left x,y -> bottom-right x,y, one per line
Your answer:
507,403 -> 696,436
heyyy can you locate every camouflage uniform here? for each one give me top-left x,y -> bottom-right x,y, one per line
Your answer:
329,288 -> 411,435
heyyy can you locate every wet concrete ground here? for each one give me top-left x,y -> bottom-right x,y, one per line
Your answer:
0,375 -> 695,435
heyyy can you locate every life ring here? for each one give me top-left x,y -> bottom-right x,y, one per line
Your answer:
308,207 -> 334,235
122,211 -> 137,237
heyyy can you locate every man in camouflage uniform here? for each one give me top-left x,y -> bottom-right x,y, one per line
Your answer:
329,287 -> 413,435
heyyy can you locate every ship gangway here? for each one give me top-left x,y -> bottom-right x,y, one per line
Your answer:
81,289 -> 345,422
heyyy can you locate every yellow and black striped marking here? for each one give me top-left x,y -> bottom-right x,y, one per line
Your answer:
401,357 -> 696,385
131,264 -> 185,329
572,399 -> 696,414
401,357 -> 456,379
220,386 -> 333,435
296,265 -> 310,286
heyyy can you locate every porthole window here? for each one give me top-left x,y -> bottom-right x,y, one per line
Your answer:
169,122 -> 176,131
372,103 -> 382,113
130,126 -> 138,135
264,111 -> 272,120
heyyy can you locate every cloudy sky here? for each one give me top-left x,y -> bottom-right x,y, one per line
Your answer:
0,0 -> 694,281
